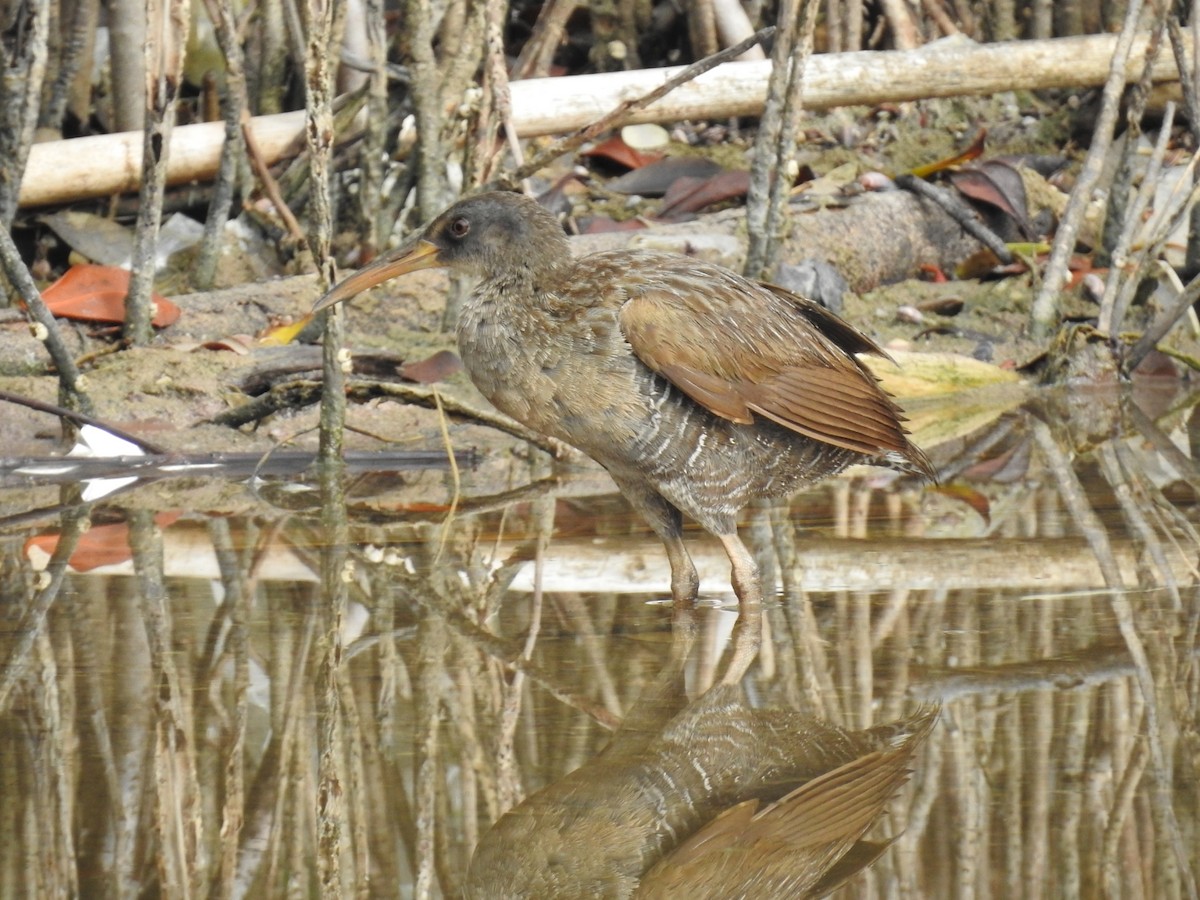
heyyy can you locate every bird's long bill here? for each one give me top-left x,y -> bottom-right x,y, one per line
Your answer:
311,239 -> 443,313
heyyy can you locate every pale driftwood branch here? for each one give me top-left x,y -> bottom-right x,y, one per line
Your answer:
511,30 -> 1187,136
18,31 -> 1191,208
44,529 -> 1185,594
22,109 -> 307,207
496,534 -> 1195,594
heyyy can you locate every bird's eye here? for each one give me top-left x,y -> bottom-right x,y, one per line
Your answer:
449,217 -> 470,239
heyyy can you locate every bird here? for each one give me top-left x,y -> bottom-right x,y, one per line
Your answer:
461,677 -> 938,899
632,739 -> 919,899
313,190 -> 934,682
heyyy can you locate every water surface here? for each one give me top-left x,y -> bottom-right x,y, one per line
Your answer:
1,383 -> 1197,898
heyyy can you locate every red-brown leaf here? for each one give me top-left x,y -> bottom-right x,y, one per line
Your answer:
581,216 -> 646,234
932,484 -> 991,523
25,510 -> 182,572
607,157 -> 723,196
947,161 -> 1029,231
399,349 -> 463,384
657,170 -> 750,219
581,135 -> 663,171
909,129 -> 987,179
40,264 -> 181,327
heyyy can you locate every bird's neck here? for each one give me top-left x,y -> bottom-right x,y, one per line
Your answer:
475,254 -> 573,305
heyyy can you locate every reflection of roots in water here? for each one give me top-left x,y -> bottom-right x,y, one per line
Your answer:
2,387 -> 1198,896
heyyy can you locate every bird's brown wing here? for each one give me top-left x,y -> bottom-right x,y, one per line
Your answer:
618,278 -> 912,458
634,747 -> 913,898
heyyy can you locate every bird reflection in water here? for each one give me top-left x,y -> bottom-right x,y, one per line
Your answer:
462,621 -> 937,899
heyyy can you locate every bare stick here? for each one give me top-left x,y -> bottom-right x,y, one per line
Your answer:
0,0 -> 49,228
511,0 -> 578,78
357,0 -> 390,259
0,505 -> 89,714
745,2 -> 812,279
0,233 -> 92,415
1124,267 -> 1200,374
0,387 -> 162,452
493,26 -> 776,190
1029,0 -> 1148,338
17,32 -> 1194,208
896,173 -> 1014,264
195,0 -> 252,289
1097,103 -> 1178,335
126,0 -> 191,344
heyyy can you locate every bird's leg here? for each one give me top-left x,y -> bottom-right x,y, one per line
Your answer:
717,531 -> 764,686
660,529 -> 699,614
614,481 -> 699,633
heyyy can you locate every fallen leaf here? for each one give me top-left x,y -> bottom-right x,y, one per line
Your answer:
916,297 -> 964,316
24,510 -> 182,573
909,129 -> 987,179
657,170 -> 750,219
607,157 -> 723,196
947,160 -> 1031,235
582,216 -> 646,234
581,134 -> 663,171
40,264 -> 181,327
932,483 -> 991,522
955,249 -> 1009,280
917,263 -> 949,283
40,211 -> 134,267
199,335 -> 255,354
960,440 -> 1032,483
399,350 -> 463,383
260,315 -> 313,345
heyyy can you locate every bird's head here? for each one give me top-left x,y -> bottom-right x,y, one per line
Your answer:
313,191 -> 569,313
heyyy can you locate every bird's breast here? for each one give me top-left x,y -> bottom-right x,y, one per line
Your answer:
456,290 -> 645,447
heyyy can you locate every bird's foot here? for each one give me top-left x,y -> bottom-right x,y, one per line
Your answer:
720,599 -> 762,686
717,533 -> 765,686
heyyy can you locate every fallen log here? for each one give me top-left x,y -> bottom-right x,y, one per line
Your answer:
19,32 -> 1186,208
28,527 -> 1188,593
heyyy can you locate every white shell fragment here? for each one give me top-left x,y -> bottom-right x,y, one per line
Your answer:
620,123 -> 670,151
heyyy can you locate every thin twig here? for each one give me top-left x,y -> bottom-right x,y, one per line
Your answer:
242,108 -> 306,242
195,0 -> 252,289
126,0 -> 191,343
208,378 -> 572,457
1029,0 -> 1148,338
0,232 -> 92,415
1097,102 -> 1177,334
1032,417 -> 1196,900
0,387 -> 163,453
0,503 -> 90,714
1101,736 -> 1150,898
896,174 -> 1014,265
357,0 -> 389,259
491,26 -> 776,191
431,387 -> 462,561
1124,266 -> 1200,374
745,0 -> 812,279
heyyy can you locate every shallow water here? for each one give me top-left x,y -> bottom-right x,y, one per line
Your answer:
0,383 -> 1198,898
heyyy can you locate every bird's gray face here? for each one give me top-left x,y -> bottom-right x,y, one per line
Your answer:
422,196 -> 531,278
311,192 -> 559,314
